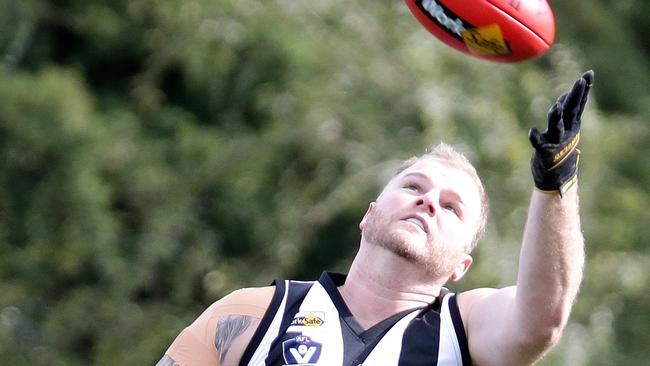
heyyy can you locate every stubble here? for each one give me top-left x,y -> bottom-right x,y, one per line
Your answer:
363,208 -> 460,279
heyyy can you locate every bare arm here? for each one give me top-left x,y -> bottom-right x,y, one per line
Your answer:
517,188 -> 584,343
157,286 -> 274,366
459,71 -> 592,365
460,186 -> 584,365
215,315 -> 260,366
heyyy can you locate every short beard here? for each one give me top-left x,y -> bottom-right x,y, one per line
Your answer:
363,210 -> 460,279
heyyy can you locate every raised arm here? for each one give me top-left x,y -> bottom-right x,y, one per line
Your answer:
459,71 -> 593,365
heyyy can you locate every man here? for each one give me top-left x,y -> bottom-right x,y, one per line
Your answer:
157,70 -> 593,366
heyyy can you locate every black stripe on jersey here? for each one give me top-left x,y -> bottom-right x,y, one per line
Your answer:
318,272 -> 365,334
398,301 -> 442,365
448,294 -> 471,366
263,280 -> 314,366
348,309 -> 415,366
239,280 -> 287,365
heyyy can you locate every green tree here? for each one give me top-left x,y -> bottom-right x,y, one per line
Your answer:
0,1 -> 648,364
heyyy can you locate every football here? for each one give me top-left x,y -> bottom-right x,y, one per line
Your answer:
405,0 -> 556,63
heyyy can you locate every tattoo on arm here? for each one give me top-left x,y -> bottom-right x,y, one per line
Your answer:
156,355 -> 179,366
215,315 -> 254,363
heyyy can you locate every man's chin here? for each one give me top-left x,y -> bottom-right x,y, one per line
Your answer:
377,237 -> 457,278
378,236 -> 427,265
389,227 -> 428,244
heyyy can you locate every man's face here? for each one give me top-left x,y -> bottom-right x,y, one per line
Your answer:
360,158 -> 481,279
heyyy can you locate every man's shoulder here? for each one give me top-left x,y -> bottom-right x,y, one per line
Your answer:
223,285 -> 277,302
206,285 -> 277,317
186,285 -> 277,341
454,287 -> 517,362
162,286 -> 277,366
456,287 -> 514,322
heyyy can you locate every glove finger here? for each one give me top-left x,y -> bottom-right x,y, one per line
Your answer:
551,92 -> 568,138
562,77 -> 587,131
528,127 -> 545,150
576,70 -> 595,122
546,101 -> 564,143
581,70 -> 594,86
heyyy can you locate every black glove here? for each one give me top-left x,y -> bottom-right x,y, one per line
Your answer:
529,70 -> 594,196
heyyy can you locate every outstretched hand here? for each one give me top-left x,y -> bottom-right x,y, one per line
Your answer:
529,70 -> 594,196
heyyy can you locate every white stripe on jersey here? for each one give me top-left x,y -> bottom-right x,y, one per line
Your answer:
288,281 -> 344,365
438,295 -> 464,365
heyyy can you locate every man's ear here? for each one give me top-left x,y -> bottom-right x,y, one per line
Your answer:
449,254 -> 473,282
359,202 -> 375,230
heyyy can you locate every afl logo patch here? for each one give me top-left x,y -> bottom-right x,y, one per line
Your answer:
282,335 -> 322,365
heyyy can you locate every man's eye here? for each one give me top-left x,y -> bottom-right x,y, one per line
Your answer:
404,183 -> 419,191
443,204 -> 459,216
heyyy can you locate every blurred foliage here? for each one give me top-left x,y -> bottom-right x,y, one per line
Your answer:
0,0 -> 648,365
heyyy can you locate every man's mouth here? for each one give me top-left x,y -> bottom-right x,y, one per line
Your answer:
405,217 -> 426,232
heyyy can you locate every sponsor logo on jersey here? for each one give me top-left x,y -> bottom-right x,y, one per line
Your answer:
282,335 -> 322,365
290,312 -> 326,327
461,24 -> 512,56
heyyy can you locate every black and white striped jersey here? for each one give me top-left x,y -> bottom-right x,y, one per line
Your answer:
240,272 -> 471,366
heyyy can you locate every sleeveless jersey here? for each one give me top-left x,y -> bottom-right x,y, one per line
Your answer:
240,272 -> 471,366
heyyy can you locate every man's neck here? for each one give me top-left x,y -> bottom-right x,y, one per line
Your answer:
338,243 -> 445,330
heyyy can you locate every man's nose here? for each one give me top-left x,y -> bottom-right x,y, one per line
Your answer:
416,195 -> 436,215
